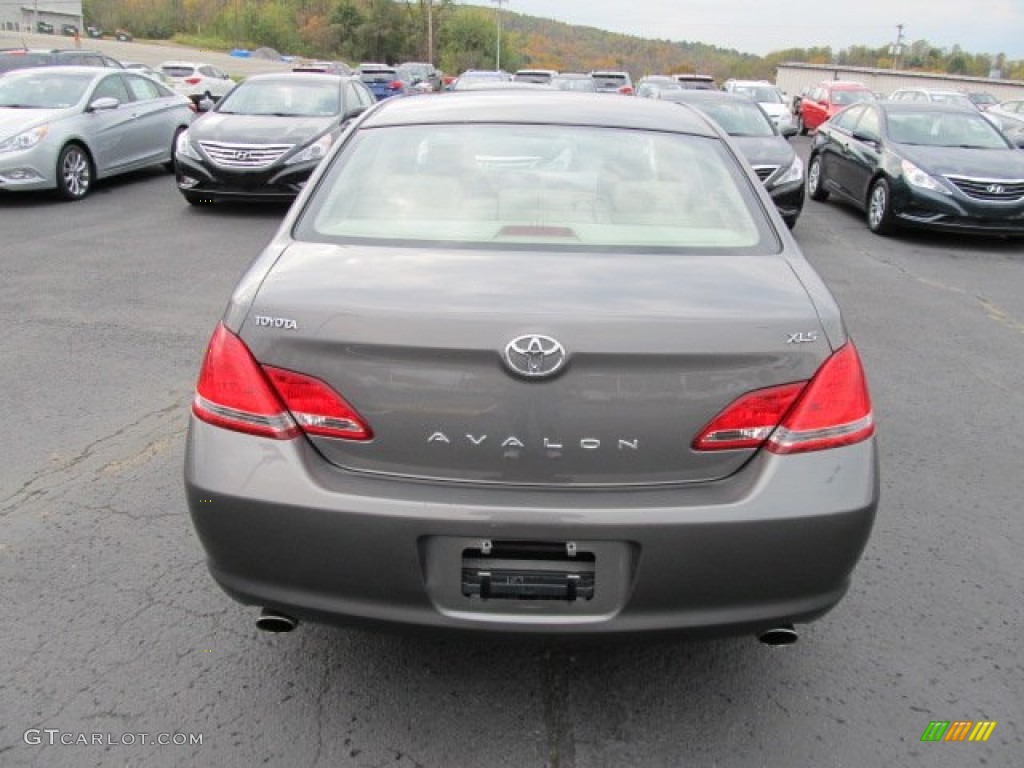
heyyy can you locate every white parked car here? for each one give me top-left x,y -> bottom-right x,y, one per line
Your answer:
159,60 -> 235,104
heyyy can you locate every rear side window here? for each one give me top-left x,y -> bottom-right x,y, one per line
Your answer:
126,73 -> 163,100
297,124 -> 774,252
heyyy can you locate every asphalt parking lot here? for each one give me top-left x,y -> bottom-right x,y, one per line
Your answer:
0,136 -> 1021,768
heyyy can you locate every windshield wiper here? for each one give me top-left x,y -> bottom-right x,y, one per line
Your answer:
0,103 -> 40,109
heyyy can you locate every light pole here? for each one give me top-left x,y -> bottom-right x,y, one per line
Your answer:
492,0 -> 507,71
426,0 -> 433,66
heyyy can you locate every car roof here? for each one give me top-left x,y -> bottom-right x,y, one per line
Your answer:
160,60 -> 208,67
3,64 -> 111,77
363,91 -> 719,136
822,80 -> 870,89
877,101 -> 984,114
660,90 -> 751,104
238,72 -> 350,84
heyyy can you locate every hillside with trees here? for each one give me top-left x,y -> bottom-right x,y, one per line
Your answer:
81,0 -> 1024,80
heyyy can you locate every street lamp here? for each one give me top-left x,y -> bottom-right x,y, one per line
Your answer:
492,0 -> 507,71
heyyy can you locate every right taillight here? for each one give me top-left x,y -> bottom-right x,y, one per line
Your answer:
768,342 -> 874,454
693,342 -> 874,455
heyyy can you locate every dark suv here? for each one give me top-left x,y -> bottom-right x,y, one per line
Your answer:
0,48 -> 123,74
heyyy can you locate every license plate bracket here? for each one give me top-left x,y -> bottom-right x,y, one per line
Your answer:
461,541 -> 596,602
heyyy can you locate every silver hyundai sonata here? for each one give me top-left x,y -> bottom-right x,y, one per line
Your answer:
185,92 -> 879,642
0,66 -> 194,199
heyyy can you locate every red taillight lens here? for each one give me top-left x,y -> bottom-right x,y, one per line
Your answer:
263,366 -> 373,440
692,382 -> 805,451
619,85 -> 634,95
193,324 -> 298,439
692,342 -> 874,454
768,342 -> 874,454
389,80 -> 403,90
184,76 -> 202,84
192,324 -> 373,441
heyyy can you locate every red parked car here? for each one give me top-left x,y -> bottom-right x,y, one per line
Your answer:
797,80 -> 874,134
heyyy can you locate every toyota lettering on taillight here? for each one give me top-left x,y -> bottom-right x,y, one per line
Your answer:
192,323 -> 372,441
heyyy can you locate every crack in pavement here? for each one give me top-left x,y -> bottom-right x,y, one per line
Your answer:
540,648 -> 576,768
0,399 -> 187,517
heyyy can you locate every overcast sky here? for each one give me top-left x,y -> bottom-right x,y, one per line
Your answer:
467,1 -> 1024,60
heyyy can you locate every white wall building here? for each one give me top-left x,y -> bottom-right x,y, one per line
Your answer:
776,62 -> 1024,103
2,3 -> 84,34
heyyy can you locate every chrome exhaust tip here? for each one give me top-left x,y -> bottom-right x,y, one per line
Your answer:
256,609 -> 298,633
757,625 -> 798,646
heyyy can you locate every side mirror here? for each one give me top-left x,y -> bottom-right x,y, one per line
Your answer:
197,97 -> 216,112
781,124 -> 798,138
88,96 -> 120,112
851,129 -> 878,145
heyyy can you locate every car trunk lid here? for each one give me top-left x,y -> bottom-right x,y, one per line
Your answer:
240,242 -> 830,486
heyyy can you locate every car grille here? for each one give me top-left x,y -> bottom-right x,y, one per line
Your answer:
199,142 -> 295,169
944,175 -> 1024,202
753,165 -> 779,183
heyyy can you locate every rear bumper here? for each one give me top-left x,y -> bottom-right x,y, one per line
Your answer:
185,417 -> 879,636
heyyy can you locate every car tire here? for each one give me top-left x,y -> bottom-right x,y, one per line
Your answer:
55,143 -> 93,201
867,178 -> 896,235
807,155 -> 829,202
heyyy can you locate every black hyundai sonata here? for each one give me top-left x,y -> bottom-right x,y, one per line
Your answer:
174,72 -> 375,204
807,101 -> 1024,236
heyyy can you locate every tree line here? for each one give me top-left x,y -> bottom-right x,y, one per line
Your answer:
82,0 -> 1023,81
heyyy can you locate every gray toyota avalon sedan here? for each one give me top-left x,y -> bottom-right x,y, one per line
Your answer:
185,91 -> 879,642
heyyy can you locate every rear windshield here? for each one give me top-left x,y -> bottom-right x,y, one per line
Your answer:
296,124 -> 774,253
360,70 -> 397,83
161,65 -> 196,78
513,72 -> 553,84
0,52 -> 51,73
593,74 -> 628,88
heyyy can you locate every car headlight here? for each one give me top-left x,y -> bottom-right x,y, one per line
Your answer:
0,125 -> 48,154
175,130 -> 201,161
286,134 -> 334,165
773,154 -> 803,185
900,158 -> 950,195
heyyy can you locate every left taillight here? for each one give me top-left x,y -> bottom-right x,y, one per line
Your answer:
693,342 -> 874,455
192,323 -> 372,441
